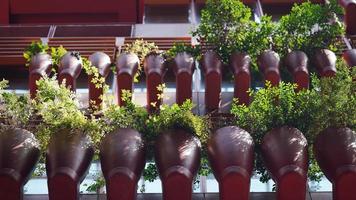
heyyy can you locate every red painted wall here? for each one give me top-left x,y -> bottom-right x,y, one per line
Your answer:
0,0 -> 144,24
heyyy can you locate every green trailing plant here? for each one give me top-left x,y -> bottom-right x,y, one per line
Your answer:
231,82 -> 320,182
165,43 -> 202,61
23,41 -> 49,67
50,45 -> 67,70
34,76 -> 102,152
122,39 -> 160,82
275,0 -> 345,58
308,60 -> 356,137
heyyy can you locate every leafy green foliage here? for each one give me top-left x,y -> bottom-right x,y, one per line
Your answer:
145,100 -> 210,145
165,43 -> 202,61
50,46 -> 67,69
308,60 -> 356,137
23,41 -> 49,66
0,79 -> 33,128
275,1 -> 345,57
34,76 -> 101,152
231,82 -> 319,182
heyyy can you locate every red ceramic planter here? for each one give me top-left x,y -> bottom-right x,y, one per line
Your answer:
58,52 -> 83,91
46,129 -> 94,200
29,53 -> 52,99
339,0 -> 356,35
88,52 -> 111,109
261,126 -> 308,200
116,53 -> 139,106
342,49 -> 356,67
230,52 -> 251,105
144,53 -> 165,113
201,51 -> 223,112
314,127 -> 356,200
285,51 -> 309,91
257,50 -> 281,87
0,127 -> 40,200
173,52 -> 195,105
100,128 -> 146,200
155,129 -> 201,200
314,49 -> 337,77
208,126 -> 254,200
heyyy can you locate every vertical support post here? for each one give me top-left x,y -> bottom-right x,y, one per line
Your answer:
88,52 -> 111,110
173,52 -> 195,105
230,52 -> 251,105
285,51 -> 309,91
342,49 -> 356,67
58,52 -> 83,91
339,0 -> 356,35
116,53 -> 139,106
29,53 -> 52,99
201,51 -> 222,113
257,50 -> 281,87
314,49 -> 337,77
144,53 -> 165,113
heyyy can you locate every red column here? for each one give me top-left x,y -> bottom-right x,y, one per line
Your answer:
144,53 -> 165,113
257,50 -> 281,87
285,51 -> 309,91
314,49 -> 337,77
201,51 -> 223,112
342,49 -> 356,67
339,0 -> 356,35
116,53 -> 139,106
230,52 -> 251,105
29,53 -> 52,99
58,52 -> 83,91
88,52 -> 111,110
173,52 -> 195,105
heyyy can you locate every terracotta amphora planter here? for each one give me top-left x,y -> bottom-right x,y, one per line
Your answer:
285,51 -> 309,91
261,126 -> 308,200
339,0 -> 356,35
230,52 -> 251,105
201,51 -> 223,112
144,53 -> 165,113
29,53 -> 52,99
116,53 -> 139,106
257,50 -> 281,87
46,129 -> 94,200
58,52 -> 83,91
88,52 -> 111,109
314,127 -> 356,200
100,128 -> 146,200
0,126 -> 40,200
208,126 -> 254,200
314,49 -> 337,77
173,52 -> 195,105
155,129 -> 201,200
342,49 -> 356,67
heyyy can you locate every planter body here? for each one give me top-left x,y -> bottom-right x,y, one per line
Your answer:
230,52 -> 251,105
342,49 -> 356,67
0,127 -> 40,200
257,50 -> 281,87
116,53 -> 139,106
314,49 -> 337,77
46,129 -> 94,200
314,127 -> 356,200
173,52 -> 195,105
339,0 -> 356,35
201,51 -> 223,112
100,128 -> 146,200
88,52 -> 111,109
29,53 -> 52,99
261,126 -> 308,200
155,129 -> 201,200
208,126 -> 254,200
144,54 -> 165,113
285,51 -> 309,91
58,52 -> 83,91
